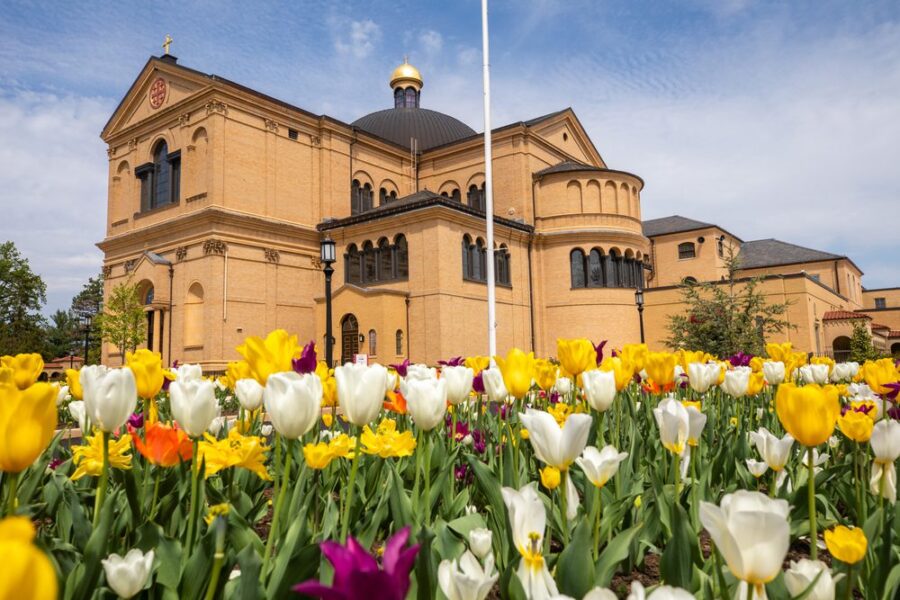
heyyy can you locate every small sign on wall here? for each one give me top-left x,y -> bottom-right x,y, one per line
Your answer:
353,354 -> 369,366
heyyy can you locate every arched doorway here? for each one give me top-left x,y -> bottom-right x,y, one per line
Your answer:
891,342 -> 900,358
341,314 -> 359,365
832,335 -> 851,362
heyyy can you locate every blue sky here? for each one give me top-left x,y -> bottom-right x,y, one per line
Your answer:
1,0 -> 899,313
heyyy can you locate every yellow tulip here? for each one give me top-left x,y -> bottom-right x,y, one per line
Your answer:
824,525 -> 867,564
126,349 -> 164,400
65,368 -> 83,400
556,339 -> 596,378
676,349 -> 712,371
749,357 -> 764,373
236,329 -> 302,385
775,383 -> 840,447
765,342 -> 794,363
0,354 -> 43,390
810,356 -> 835,375
838,410 -> 874,443
360,419 -> 416,458
645,352 -> 677,387
223,360 -> 252,390
860,358 -> 900,396
464,356 -> 491,376
71,434 -> 132,480
0,382 -> 57,473
540,465 -> 561,490
303,441 -> 335,470
0,516 -> 58,600
533,359 -> 558,392
747,372 -> 766,396
494,348 -> 536,400
316,361 -> 337,407
204,503 -> 230,526
619,343 -> 649,375
600,357 -> 633,391
198,428 -> 271,480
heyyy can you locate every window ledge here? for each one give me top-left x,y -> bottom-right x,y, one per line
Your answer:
463,277 -> 512,289
346,277 -> 409,287
134,199 -> 180,220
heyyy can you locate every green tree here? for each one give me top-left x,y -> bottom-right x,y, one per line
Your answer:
0,241 -> 47,355
96,278 -> 145,363
45,309 -> 79,359
666,252 -> 793,357
849,321 -> 880,362
70,273 -> 105,364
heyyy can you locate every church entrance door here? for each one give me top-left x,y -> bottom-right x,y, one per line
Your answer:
341,314 -> 359,365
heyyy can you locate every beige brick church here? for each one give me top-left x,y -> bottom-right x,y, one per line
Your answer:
98,53 -> 900,369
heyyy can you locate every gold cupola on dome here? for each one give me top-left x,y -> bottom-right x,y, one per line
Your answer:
391,58 -> 423,108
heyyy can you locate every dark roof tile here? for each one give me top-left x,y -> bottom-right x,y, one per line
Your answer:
737,239 -> 844,270
351,108 -> 475,151
642,215 -> 717,237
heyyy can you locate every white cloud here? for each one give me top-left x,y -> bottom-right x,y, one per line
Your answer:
419,30 -> 443,55
334,19 -> 382,59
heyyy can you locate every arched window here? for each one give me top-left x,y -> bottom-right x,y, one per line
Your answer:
623,258 -> 634,288
462,235 -> 474,279
137,141 -> 180,212
143,284 -> 155,305
467,184 -> 485,212
588,249 -> 604,287
394,88 -> 404,108
345,244 -> 361,284
495,244 -> 511,286
476,238 -> 486,281
394,234 -> 408,279
405,87 -> 417,107
609,249 -> 622,287
368,329 -> 377,356
717,237 -> 725,257
361,183 -> 373,212
682,277 -> 698,286
351,180 -> 361,215
184,282 -> 204,348
153,141 -> 170,209
395,330 -> 403,355
378,238 -> 392,280
678,242 -> 696,259
362,241 -> 376,283
451,189 -> 461,203
570,249 -> 586,288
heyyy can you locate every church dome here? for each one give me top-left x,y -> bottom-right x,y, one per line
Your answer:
352,60 -> 476,151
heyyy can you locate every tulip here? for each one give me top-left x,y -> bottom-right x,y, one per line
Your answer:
0,516 -> 58,600
55,384 -> 69,406
125,349 -> 165,399
685,404 -> 707,447
0,353 -> 43,390
501,483 -> 558,600
532,359 -> 558,392
687,362 -> 720,393
335,363 -> 390,426
68,399 -> 87,432
129,422 -> 192,467
870,419 -> 900,504
468,528 -> 493,560
172,362 -> 203,383
494,349 -> 536,399
0,381 -> 57,474
291,340 -> 317,375
784,559 -> 837,600
577,445 -> 628,489
746,459 -> 768,479
236,329 -> 302,385
838,410 -> 873,443
775,383 -> 840,448
554,376 -> 573,395
222,360 -> 252,390
405,377 -> 448,431
519,409 -> 591,471
700,491 -> 790,598
721,366 -> 751,398
798,363 -> 829,385
464,356 -> 490,376
762,361 -> 785,385
581,369 -> 616,413
481,367 -> 508,403
831,362 -> 859,382
627,581 -> 695,600
749,428 -> 793,472
81,366 -> 137,433
442,365 -> 474,406
235,378 -> 264,412
169,378 -> 219,438
599,357 -> 633,391
645,352 -> 676,387
539,465 -> 560,490
65,368 -> 83,399
765,342 -> 794,363
438,551 -> 498,600
583,589 -> 618,600
263,371 -> 322,439
556,338 -> 596,378
824,525 -> 867,564
653,396 -> 689,457
101,549 -> 155,599
619,343 -> 648,375
860,358 -> 900,396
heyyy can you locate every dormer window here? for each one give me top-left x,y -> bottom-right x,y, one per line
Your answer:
678,242 -> 696,259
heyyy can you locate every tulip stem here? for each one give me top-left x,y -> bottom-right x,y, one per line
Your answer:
807,447 -> 817,560
424,432 -> 432,526
844,563 -> 854,600
93,431 -> 110,528
559,469 -> 570,546
592,485 -> 602,561
148,468 -> 161,522
263,438 -> 292,580
4,471 -> 19,516
205,518 -> 226,600
186,438 -> 201,553
340,432 -> 361,541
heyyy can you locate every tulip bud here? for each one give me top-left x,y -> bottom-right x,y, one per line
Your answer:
335,363 -> 390,426
56,385 -> 69,406
235,378 -> 264,412
481,367 -> 508,403
687,362 -> 721,393
462,434 -> 473,446
581,369 -> 616,413
799,363 -> 830,385
169,378 -> 219,438
173,363 -> 203,382
208,416 -> 225,436
102,549 -> 154,599
68,400 -> 87,432
442,365 -> 474,406
264,371 -> 322,439
762,361 -> 785,385
468,527 -> 493,560
261,424 -> 274,437
81,366 -> 137,433
405,377 -> 448,431
721,367 -> 751,398
784,559 -> 836,600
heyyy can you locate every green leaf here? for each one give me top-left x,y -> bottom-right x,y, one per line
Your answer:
557,519 -> 594,598
595,523 -> 643,587
447,513 -> 487,541
500,562 -> 527,600
266,541 -> 320,600
232,544 -> 265,600
415,527 -> 438,600
71,488 -> 118,600
659,502 -> 695,588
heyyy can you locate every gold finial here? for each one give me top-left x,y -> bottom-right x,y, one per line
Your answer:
162,34 -> 173,55
390,58 -> 423,91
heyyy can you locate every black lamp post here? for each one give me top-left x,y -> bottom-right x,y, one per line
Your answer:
320,236 -> 337,367
634,288 -> 645,344
81,313 -> 91,365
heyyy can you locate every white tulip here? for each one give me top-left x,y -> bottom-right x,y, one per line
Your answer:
68,400 -> 87,432
169,378 -> 219,438
438,551 -> 498,600
501,483 -> 558,600
519,409 -> 592,470
468,527 -> 493,560
812,449 -> 829,474
173,363 -> 203,382
685,405 -> 707,447
208,416 -> 226,436
481,367 -> 508,403
653,396 -> 690,457
102,548 -> 154,599
870,419 -> 900,503
443,365 -> 474,405
627,581 -> 695,599
746,459 -> 768,478
687,362 -> 720,393
81,365 -> 137,433
405,377 -> 448,431
576,445 -> 628,489
263,371 -> 322,439
784,559 -> 837,600
699,491 -> 790,596
831,362 -> 859,382
235,378 -> 264,412
335,363 -> 390,426
554,377 -> 573,395
762,361 -> 785,385
462,434 -> 474,446
749,428 -> 793,473
564,470 -> 580,521
799,364 -> 830,385
399,364 -> 437,397
56,385 -> 69,406
583,589 -> 618,600
261,424 -> 273,437
581,370 -> 616,413
721,366 -> 751,398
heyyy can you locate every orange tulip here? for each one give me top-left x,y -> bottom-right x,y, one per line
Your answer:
129,422 -> 193,467
383,390 -> 408,415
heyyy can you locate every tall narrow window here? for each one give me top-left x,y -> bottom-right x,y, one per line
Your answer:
570,249 -> 586,288
345,244 -> 361,284
608,250 -> 622,287
378,238 -> 393,280
394,235 -> 408,279
395,330 -> 403,355
363,241 -> 376,283
497,245 -> 511,286
351,180 -> 361,215
462,235 -> 473,279
717,237 -> 725,257
588,249 -> 603,287
678,242 -> 696,259
368,329 -> 377,356
153,141 -> 169,209
451,189 -> 461,203
361,184 -> 373,212
467,184 -> 485,212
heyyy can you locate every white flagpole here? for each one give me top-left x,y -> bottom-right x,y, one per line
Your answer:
481,0 -> 497,360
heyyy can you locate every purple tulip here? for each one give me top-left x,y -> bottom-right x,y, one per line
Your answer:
292,341 -> 318,375
162,376 -> 172,392
389,359 -> 410,378
549,391 -> 560,404
593,340 -> 608,365
128,412 -> 144,429
293,527 -> 419,600
472,371 -> 485,393
882,382 -> 900,401
471,429 -> 486,454
438,356 -> 465,367
611,349 -> 619,358
48,457 -> 63,470
887,404 -> 900,420
445,416 -> 469,442
728,352 -> 754,367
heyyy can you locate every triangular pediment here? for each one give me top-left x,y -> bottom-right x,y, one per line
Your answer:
527,109 -> 606,168
102,57 -> 212,140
